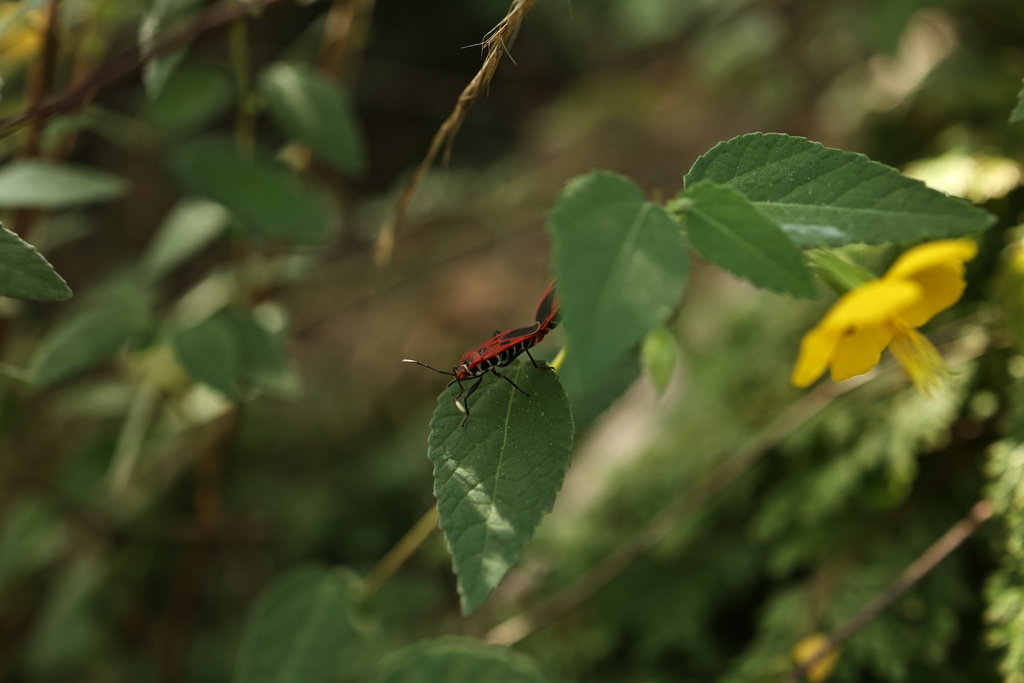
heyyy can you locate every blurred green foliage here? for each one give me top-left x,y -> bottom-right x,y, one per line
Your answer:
0,0 -> 1022,682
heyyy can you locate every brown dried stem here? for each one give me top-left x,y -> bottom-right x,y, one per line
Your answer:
374,0 -> 539,265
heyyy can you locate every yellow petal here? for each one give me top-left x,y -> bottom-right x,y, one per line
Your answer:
791,326 -> 841,387
817,279 -> 920,330
886,239 -> 977,281
894,260 -> 967,326
829,322 -> 894,381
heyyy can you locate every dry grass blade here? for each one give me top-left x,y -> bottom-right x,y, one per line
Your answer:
374,0 -> 540,266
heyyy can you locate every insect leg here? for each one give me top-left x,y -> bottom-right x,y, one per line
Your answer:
491,369 -> 530,397
524,348 -> 554,370
455,376 -> 485,427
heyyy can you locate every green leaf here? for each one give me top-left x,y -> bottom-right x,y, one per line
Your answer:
0,160 -> 126,209
173,314 -> 240,397
548,171 -> 690,383
260,62 -> 365,173
0,497 -> 64,605
141,197 -> 228,281
684,132 -> 996,247
682,181 -> 817,297
641,323 -> 678,395
1012,77 -> 1024,124
559,352 -> 640,432
173,307 -> 300,398
24,556 -> 108,679
139,0 -> 203,98
375,637 -> 550,683
221,307 -> 301,397
0,224 -> 72,300
146,62 -> 234,134
167,137 -> 335,243
428,362 -> 573,614
30,283 -> 152,387
235,566 -> 358,683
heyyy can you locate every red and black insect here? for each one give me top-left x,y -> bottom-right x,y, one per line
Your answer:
404,281 -> 560,426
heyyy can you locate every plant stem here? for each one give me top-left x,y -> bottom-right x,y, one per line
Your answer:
361,506 -> 439,599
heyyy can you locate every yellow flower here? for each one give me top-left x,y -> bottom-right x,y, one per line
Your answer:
792,239 -> 977,392
792,633 -> 840,683
0,5 -> 44,74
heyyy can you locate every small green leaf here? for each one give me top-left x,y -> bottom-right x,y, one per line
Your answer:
0,497 -> 64,604
641,323 -> 678,395
260,62 -> 365,173
172,314 -> 240,397
1012,77 -> 1024,124
428,362 -> 572,615
548,171 -> 690,383
173,307 -> 300,398
685,133 -> 996,247
375,637 -> 550,683
24,557 -> 108,679
0,224 -> 72,300
146,63 -> 234,133
139,0 -> 203,98
221,307 -> 301,397
141,197 -> 228,281
683,181 -> 817,297
168,137 -> 335,243
235,566 -> 358,683
31,283 -> 152,387
0,160 -> 126,209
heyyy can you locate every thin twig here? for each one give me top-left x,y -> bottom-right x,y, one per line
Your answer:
374,0 -> 540,266
786,499 -> 994,682
9,0 -> 61,239
318,0 -> 377,79
21,0 -> 60,159
0,0 -> 292,140
361,506 -> 440,599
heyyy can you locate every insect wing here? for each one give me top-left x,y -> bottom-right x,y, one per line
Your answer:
535,280 -> 560,329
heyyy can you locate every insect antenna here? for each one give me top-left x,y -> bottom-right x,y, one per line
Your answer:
402,359 -> 456,376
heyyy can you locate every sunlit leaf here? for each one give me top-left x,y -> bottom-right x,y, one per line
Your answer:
685,133 -> 995,247
682,181 -> 816,297
428,362 -> 572,614
141,197 -> 228,281
260,62 -> 365,173
235,566 -> 358,683
0,224 -> 71,300
375,637 -> 550,683
548,171 -> 690,384
168,137 -> 335,243
0,160 -> 126,209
